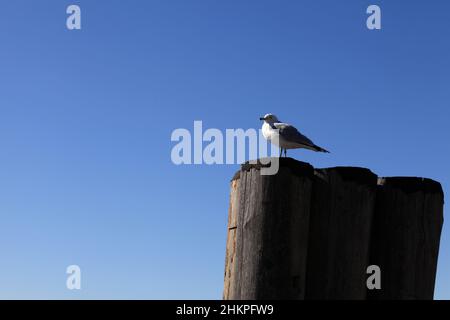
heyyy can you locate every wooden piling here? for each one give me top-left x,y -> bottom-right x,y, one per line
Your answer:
223,158 -> 444,300
223,158 -> 314,299
368,177 -> 444,300
305,167 -> 378,300
223,178 -> 240,299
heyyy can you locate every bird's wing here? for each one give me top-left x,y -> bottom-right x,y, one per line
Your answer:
273,122 -> 316,147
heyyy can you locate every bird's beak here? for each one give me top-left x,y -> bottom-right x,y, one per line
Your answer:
259,117 -> 265,121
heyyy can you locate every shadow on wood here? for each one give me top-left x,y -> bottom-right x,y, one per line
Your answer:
223,158 -> 444,300
368,177 -> 444,300
306,167 -> 377,300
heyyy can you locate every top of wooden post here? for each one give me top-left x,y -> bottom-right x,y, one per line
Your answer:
232,157 -> 314,181
378,177 -> 444,199
315,167 -> 378,187
231,158 -> 444,202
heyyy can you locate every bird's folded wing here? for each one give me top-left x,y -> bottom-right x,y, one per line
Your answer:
274,123 -> 315,147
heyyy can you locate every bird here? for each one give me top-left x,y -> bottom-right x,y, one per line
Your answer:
260,113 -> 330,157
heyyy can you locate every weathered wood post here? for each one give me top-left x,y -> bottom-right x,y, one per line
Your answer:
223,177 -> 240,299
368,177 -> 444,300
305,167 -> 378,300
223,159 -> 444,300
223,158 -> 314,299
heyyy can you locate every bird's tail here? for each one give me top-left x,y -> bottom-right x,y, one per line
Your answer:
314,145 -> 330,153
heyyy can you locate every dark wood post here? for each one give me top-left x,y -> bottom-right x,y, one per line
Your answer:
305,167 -> 378,300
368,177 -> 444,300
223,160 -> 444,300
223,158 -> 314,299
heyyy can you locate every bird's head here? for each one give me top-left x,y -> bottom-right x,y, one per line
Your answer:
259,113 -> 279,123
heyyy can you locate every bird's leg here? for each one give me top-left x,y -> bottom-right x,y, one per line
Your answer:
279,148 -> 283,158
284,149 -> 287,157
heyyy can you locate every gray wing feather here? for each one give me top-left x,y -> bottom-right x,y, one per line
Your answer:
274,123 -> 315,147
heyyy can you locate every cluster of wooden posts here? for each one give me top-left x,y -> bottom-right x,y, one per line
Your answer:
223,158 -> 444,300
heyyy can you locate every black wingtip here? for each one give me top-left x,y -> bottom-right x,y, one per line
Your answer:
315,145 -> 330,153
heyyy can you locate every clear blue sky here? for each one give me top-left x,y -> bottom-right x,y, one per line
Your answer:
0,0 -> 448,299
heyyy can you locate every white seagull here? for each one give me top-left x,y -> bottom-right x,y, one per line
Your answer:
260,113 -> 330,157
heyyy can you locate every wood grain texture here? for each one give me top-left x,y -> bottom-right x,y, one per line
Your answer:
223,179 -> 240,299
305,167 -> 378,300
368,177 -> 444,300
225,158 -> 314,299
223,158 -> 444,300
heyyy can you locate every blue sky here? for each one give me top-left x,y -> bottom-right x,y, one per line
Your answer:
0,0 -> 448,299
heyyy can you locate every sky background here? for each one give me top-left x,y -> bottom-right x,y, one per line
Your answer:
0,0 -> 449,299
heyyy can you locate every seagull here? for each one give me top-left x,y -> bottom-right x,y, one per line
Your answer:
260,113 -> 330,157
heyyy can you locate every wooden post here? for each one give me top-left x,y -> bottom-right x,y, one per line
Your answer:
223,178 -> 240,299
223,158 -> 314,299
305,167 -> 378,300
223,160 -> 444,300
368,177 -> 444,300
